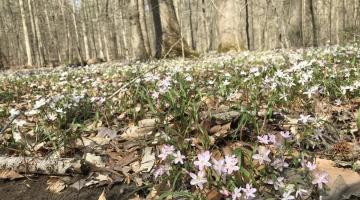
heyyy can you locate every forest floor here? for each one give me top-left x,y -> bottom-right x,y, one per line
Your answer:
0,45 -> 360,200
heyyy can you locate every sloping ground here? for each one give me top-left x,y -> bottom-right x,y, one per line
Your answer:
0,44 -> 360,199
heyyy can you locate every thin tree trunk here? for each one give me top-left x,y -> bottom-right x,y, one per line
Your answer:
27,0 -> 39,65
138,0 -> 151,56
81,1 -> 90,61
58,0 -> 70,62
19,0 -> 33,66
329,0 -> 333,44
95,0 -> 105,60
188,0 -> 196,50
34,9 -> 45,66
149,0 -> 162,58
245,0 -> 251,50
309,0 -> 318,46
71,0 -> 84,65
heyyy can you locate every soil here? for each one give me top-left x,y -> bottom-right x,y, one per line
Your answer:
0,176 -> 143,200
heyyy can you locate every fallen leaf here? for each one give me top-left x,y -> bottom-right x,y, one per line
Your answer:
121,125 -> 153,140
69,179 -> 87,190
97,127 -> 117,139
46,177 -> 66,193
138,147 -> 155,173
317,158 -> 360,200
138,118 -> 158,128
94,173 -> 111,182
98,189 -> 106,200
85,153 -> 106,168
0,170 -> 23,180
207,189 -> 222,200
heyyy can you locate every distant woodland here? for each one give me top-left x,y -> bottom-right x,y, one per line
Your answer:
0,0 -> 359,68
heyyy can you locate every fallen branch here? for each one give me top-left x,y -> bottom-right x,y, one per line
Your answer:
0,156 -> 83,175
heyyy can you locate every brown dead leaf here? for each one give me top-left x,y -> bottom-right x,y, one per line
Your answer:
138,147 -> 155,172
210,125 -> 222,134
0,170 -> 23,180
85,153 -> 106,168
97,127 -> 117,139
121,125 -> 154,140
46,177 -> 66,193
207,189 -> 222,200
317,158 -> 360,200
118,151 -> 138,167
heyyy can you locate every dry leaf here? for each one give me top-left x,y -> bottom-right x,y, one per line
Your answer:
97,127 -> 117,139
121,125 -> 154,140
70,179 -> 87,190
138,118 -> 158,128
98,189 -> 106,200
85,153 -> 106,168
138,147 -> 155,173
0,170 -> 23,180
207,189 -> 222,200
317,158 -> 360,200
46,177 -> 66,193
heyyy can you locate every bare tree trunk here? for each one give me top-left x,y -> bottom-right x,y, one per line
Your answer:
138,0 -> 151,56
71,0 -> 84,65
188,0 -> 196,50
19,0 -> 33,66
81,1 -> 90,61
309,0 -> 318,46
149,0 -> 162,58
34,8 -> 45,66
155,0 -> 194,57
58,0 -> 70,63
95,0 -> 105,60
120,0 -> 130,59
329,0 -> 333,44
44,3 -> 61,62
245,0 -> 251,50
129,0 -> 147,60
201,0 -> 208,52
27,0 -> 39,65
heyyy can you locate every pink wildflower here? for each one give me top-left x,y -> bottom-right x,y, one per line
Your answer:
194,151 -> 212,171
252,146 -> 271,165
189,171 -> 207,189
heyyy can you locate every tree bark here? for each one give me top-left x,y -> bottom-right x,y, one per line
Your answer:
138,0 -> 151,57
245,0 -> 251,50
81,1 -> 90,61
129,0 -> 147,60
149,0 -> 162,58
309,0 -> 318,46
95,0 -> 105,60
71,0 -> 84,65
19,0 -> 33,66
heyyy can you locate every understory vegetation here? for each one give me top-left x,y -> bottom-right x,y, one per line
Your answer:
1,44 -> 360,199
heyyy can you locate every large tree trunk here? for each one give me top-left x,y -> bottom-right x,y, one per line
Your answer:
129,0 -> 147,60
150,0 -> 195,58
217,0 -> 245,52
19,0 -> 33,66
